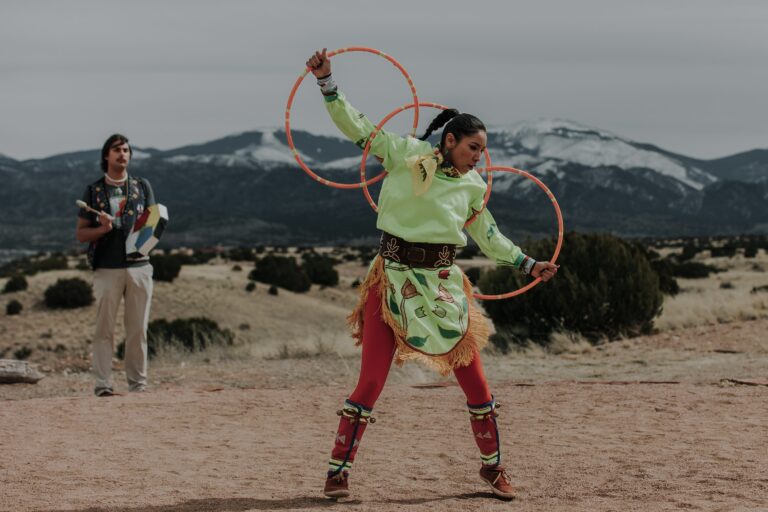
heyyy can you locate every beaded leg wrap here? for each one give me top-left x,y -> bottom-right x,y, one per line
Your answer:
328,399 -> 376,476
468,398 -> 501,468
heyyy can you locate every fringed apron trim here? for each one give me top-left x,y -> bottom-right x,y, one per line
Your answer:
346,256 -> 490,376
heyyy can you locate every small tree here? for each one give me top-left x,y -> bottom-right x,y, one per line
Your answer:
650,259 -> 680,296
152,254 -> 182,283
672,261 -> 720,279
117,316 -> 235,359
479,233 -> 663,346
249,255 -> 311,293
301,255 -> 339,287
463,267 -> 482,286
44,278 -> 94,309
6,299 -> 22,315
2,274 -> 28,294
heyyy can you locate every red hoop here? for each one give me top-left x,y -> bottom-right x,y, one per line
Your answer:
359,102 -> 492,228
472,166 -> 564,300
285,47 -> 419,189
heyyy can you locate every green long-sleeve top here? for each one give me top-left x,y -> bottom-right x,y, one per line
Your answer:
325,91 -> 529,269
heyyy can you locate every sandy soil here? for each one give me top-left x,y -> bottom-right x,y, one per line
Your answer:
1,256 -> 768,511
2,378 -> 767,511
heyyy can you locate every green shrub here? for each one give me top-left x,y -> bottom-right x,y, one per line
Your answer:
245,282 -> 256,292
488,328 -> 516,354
151,317 -> 233,352
0,253 -> 68,277
116,316 -> 235,360
2,274 -> 28,294
710,244 -> 737,258
268,285 -> 279,295
649,259 -> 680,296
744,245 -> 758,258
478,233 -> 663,345
358,248 -> 378,265
301,255 -> 339,287
672,261 -> 720,279
44,278 -> 94,309
152,254 -> 182,282
35,253 -> 69,272
678,244 -> 699,261
197,251 -> 217,264
6,299 -> 22,315
249,255 -> 311,293
227,247 -> 254,262
13,346 -> 32,360
463,267 -> 482,286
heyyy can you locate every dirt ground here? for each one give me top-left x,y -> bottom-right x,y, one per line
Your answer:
2,318 -> 768,512
1,257 -> 768,511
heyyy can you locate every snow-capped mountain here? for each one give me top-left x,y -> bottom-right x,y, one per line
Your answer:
485,119 -> 717,191
1,122 -> 766,250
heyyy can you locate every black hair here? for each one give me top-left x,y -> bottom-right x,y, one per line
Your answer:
418,109 -> 486,147
100,133 -> 132,172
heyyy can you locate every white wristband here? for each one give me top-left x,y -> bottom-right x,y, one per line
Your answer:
521,256 -> 536,275
316,73 -> 337,95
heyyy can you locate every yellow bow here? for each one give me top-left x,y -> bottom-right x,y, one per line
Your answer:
405,149 -> 444,196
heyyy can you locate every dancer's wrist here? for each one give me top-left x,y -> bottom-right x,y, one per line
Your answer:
317,73 -> 338,96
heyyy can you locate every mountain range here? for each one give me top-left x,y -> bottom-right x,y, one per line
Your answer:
1,120 -> 766,251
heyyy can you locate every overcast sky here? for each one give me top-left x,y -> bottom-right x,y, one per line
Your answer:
1,0 -> 766,160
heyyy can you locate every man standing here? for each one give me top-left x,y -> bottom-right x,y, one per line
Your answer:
76,134 -> 156,397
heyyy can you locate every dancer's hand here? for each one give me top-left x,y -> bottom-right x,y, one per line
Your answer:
531,261 -> 559,282
307,48 -> 331,78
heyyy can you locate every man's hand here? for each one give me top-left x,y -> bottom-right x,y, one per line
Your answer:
306,48 -> 331,78
97,211 -> 113,233
531,261 -> 559,282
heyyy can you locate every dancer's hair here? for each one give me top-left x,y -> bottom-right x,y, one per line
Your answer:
419,110 -> 486,146
100,133 -> 132,172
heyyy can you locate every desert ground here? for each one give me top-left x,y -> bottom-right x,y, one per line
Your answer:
1,249 -> 767,511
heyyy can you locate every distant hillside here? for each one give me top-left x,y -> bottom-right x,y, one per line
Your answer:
1,122 -> 767,250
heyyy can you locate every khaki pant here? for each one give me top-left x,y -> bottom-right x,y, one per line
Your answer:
92,265 -> 153,394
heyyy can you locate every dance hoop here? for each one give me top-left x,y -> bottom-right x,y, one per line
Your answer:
472,166 -> 564,301
285,47 -> 419,189
360,102 -> 492,228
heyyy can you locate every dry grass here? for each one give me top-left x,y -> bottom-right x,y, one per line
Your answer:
2,247 -> 767,373
655,251 -> 768,330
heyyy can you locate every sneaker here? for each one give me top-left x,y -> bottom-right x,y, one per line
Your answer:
323,471 -> 350,498
95,388 -> 115,397
479,465 -> 516,499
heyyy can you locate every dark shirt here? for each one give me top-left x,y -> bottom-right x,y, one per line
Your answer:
79,178 -> 156,269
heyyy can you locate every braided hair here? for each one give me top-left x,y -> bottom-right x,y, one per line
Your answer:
418,109 -> 486,148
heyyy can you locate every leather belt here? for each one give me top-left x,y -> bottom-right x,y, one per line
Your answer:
378,232 -> 456,268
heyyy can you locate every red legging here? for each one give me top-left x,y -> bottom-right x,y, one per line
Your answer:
348,285 -> 492,409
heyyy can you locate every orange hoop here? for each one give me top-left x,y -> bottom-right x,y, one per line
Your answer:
285,47 -> 419,189
472,166 -> 564,300
360,101 -> 493,228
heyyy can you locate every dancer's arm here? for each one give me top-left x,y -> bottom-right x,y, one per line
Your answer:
307,48 -> 429,170
465,206 -> 558,281
465,207 -> 532,272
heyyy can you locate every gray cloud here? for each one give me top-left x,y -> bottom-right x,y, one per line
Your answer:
1,0 -> 766,159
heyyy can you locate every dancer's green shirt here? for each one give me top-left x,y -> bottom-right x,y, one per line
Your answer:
325,91 -> 530,357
